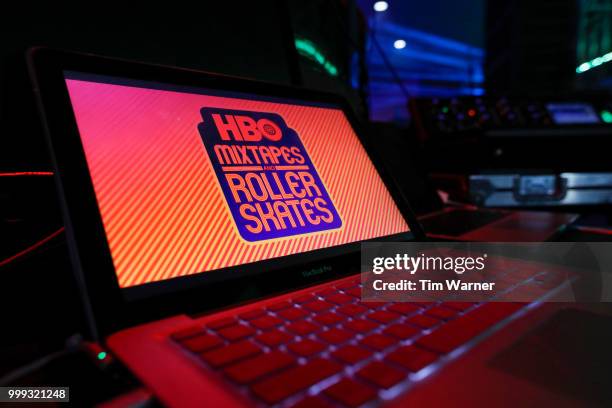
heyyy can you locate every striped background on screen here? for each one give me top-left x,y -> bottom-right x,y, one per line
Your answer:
65,79 -> 409,287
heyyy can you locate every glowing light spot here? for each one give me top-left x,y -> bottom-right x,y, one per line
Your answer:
576,62 -> 591,73
294,38 -> 339,77
394,39 -> 406,49
373,1 -> 388,12
576,51 -> 612,74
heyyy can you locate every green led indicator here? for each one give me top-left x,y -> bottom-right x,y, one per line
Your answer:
441,106 -> 449,113
576,51 -> 612,74
601,110 -> 612,124
295,38 -> 339,77
97,351 -> 107,360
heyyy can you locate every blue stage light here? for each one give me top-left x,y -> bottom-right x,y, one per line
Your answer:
373,1 -> 388,12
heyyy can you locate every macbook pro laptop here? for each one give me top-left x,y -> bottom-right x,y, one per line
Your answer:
28,49 -> 603,407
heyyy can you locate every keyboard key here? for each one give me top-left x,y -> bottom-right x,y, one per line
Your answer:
345,287 -> 362,297
256,330 -> 292,347
171,326 -> 204,341
360,333 -> 396,351
206,316 -> 236,330
406,314 -> 440,329
469,302 -> 523,325
267,301 -> 292,311
239,309 -> 266,320
425,306 -> 458,320
201,340 -> 261,368
383,323 -> 420,340
343,318 -> 378,333
336,304 -> 367,317
326,293 -> 353,305
387,303 -> 420,315
363,302 -> 387,309
313,312 -> 343,326
251,315 -> 283,330
291,396 -> 333,408
293,294 -> 316,304
217,324 -> 255,341
278,307 -> 309,321
335,280 -> 359,290
443,302 -> 475,312
224,350 -> 295,384
386,345 -> 438,372
324,378 -> 377,407
318,328 -> 352,345
416,309 -> 503,354
357,361 -> 405,389
332,345 -> 372,364
302,300 -> 334,313
286,320 -> 319,336
425,319 -> 484,353
367,310 -> 401,324
288,339 -> 326,357
315,288 -> 337,298
180,333 -> 222,353
251,358 -> 341,404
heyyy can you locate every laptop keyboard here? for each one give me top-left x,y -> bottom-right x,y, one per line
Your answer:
171,276 -> 527,407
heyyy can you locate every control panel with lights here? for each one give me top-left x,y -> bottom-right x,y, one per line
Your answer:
410,95 -> 612,140
409,94 -> 612,207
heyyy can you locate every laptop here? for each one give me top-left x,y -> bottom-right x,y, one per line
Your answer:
369,122 -> 577,241
28,49 -> 604,407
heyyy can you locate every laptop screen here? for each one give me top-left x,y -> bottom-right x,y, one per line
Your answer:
63,72 -> 410,289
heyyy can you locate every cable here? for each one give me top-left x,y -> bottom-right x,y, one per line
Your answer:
369,33 -> 412,100
0,170 -> 60,267
572,225 -> 612,236
0,334 -> 83,386
0,227 -> 65,268
326,3 -> 412,103
326,1 -> 411,115
367,10 -> 412,101
0,171 -> 53,177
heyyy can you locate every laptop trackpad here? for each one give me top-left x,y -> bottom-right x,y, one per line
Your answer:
489,309 -> 612,405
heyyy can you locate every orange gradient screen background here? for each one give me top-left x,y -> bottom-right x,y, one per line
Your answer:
65,77 -> 409,288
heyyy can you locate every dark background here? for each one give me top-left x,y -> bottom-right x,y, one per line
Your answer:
1,0 -> 612,392
4,1 -> 609,170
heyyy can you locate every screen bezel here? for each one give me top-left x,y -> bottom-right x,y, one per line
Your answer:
28,48 -> 423,339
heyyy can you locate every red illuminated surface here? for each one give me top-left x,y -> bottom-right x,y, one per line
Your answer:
0,171 -> 54,177
65,79 -> 409,288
